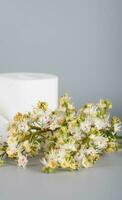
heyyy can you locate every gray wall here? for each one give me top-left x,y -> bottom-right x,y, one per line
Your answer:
0,0 -> 121,116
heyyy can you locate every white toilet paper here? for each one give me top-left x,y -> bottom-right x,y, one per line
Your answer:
0,73 -> 58,139
0,73 -> 58,120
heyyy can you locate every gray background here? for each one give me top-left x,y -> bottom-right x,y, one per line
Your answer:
0,152 -> 122,200
0,0 -> 122,117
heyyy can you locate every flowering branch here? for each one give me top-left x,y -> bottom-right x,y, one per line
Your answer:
0,94 -> 121,172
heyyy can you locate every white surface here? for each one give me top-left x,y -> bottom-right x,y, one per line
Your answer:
0,152 -> 122,200
0,73 -> 58,139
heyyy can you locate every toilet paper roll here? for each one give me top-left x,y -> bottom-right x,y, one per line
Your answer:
0,73 -> 58,139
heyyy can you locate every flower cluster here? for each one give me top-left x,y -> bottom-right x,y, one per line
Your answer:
0,94 -> 121,172
0,137 -> 7,166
